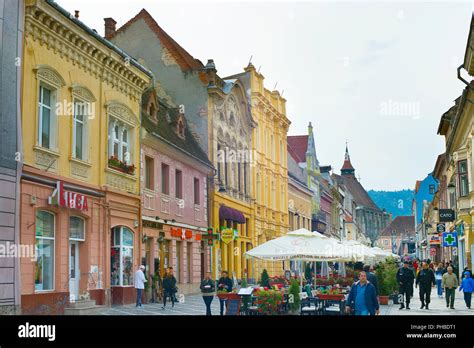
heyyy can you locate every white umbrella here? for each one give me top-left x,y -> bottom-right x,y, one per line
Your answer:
245,228 -> 357,262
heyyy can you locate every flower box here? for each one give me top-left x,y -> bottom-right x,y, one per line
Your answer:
217,292 -> 230,300
316,294 -> 345,301
108,156 -> 135,175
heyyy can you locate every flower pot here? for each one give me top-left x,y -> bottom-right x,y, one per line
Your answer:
217,293 -> 229,300
379,295 -> 389,305
317,294 -> 345,301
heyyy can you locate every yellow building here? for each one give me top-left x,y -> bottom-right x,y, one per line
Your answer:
436,14 -> 474,273
206,64 -> 256,281
20,0 -> 152,312
228,63 -> 291,277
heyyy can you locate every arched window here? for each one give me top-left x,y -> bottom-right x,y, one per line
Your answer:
35,211 -> 55,291
111,226 -> 134,286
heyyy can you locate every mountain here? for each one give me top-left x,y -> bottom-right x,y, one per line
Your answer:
367,189 -> 414,218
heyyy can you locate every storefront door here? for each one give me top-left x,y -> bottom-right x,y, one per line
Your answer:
69,241 -> 80,301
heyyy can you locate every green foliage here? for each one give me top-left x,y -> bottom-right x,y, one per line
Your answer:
376,257 -> 399,296
260,269 -> 270,287
288,279 -> 301,312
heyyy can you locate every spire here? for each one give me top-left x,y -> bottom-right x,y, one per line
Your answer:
341,141 -> 355,175
306,122 -> 319,169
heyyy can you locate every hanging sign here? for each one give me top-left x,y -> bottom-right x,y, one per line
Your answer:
201,227 -> 220,246
439,209 -> 455,222
48,181 -> 88,212
436,223 -> 446,234
220,228 -> 235,245
442,232 -> 457,247
427,234 -> 441,245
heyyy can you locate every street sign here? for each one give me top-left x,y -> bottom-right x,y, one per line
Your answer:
436,223 -> 446,233
442,232 -> 457,247
439,209 -> 455,222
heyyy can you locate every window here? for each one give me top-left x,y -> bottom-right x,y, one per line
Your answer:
244,163 -> 248,195
175,169 -> 183,199
237,163 -> 241,192
145,156 -> 154,190
194,178 -> 200,205
35,211 -> 55,291
69,216 -> 85,241
108,120 -> 132,164
110,226 -> 134,286
458,160 -> 469,197
73,100 -> 88,161
38,85 -> 54,149
217,144 -> 222,183
177,119 -> 185,138
161,163 -> 170,195
429,185 -> 435,195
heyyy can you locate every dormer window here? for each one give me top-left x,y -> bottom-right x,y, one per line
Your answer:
147,99 -> 158,124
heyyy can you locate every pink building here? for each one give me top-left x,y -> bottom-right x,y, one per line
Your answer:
377,216 -> 415,256
140,88 -> 213,294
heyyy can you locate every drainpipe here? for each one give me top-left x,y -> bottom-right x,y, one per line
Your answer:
457,65 -> 469,86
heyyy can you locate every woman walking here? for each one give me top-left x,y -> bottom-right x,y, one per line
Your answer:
435,263 -> 444,298
162,267 -> 177,310
200,272 -> 215,315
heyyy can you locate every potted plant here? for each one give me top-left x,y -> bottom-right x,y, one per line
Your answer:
287,278 -> 301,315
259,269 -> 270,288
376,264 -> 389,305
240,278 -> 250,314
255,289 -> 282,315
383,257 -> 399,305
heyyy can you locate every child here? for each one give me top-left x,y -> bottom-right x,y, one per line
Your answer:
459,271 -> 474,309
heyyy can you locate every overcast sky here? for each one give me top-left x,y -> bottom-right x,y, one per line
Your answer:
59,0 -> 473,190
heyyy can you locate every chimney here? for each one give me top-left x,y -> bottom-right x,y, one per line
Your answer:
74,10 -> 80,19
104,17 -> 117,40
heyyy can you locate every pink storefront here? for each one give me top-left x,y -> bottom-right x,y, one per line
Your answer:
140,88 -> 213,294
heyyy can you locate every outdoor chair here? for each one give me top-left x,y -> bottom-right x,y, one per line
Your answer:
247,296 -> 259,316
300,298 -> 319,315
322,299 -> 345,315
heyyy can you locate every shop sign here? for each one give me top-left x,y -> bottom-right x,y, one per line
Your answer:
170,228 -> 193,240
142,220 -> 164,230
436,223 -> 445,233
48,181 -> 88,212
427,233 -> 441,245
202,227 -> 220,246
439,209 -> 455,222
220,227 -> 238,245
430,247 -> 437,256
456,223 -> 464,237
442,232 -> 457,247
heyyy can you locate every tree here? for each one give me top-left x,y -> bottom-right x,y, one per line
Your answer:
288,278 -> 301,313
260,269 -> 270,287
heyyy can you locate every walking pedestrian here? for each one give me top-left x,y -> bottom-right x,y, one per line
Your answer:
397,260 -> 415,310
442,266 -> 459,309
435,263 -> 444,298
363,265 -> 379,296
416,261 -> 436,310
162,267 -> 177,310
134,265 -> 147,308
459,271 -> 474,309
217,271 -> 233,315
200,272 -> 215,315
345,271 -> 380,316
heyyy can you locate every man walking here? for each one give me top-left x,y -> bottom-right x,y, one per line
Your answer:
200,272 -> 215,315
345,271 -> 380,316
217,271 -> 233,315
397,260 -> 415,310
416,261 -> 436,309
442,266 -> 459,309
134,265 -> 147,308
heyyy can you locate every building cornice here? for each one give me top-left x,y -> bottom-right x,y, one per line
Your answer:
25,2 -> 151,101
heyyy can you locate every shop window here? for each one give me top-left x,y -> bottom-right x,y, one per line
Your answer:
429,184 -> 435,195
194,178 -> 200,205
458,160 -> 469,197
110,226 -> 134,286
175,169 -> 183,199
69,216 -> 85,241
161,163 -> 170,195
35,211 -> 55,291
145,156 -> 154,190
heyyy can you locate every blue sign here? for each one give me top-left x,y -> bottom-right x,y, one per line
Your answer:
456,223 -> 464,237
442,232 -> 457,247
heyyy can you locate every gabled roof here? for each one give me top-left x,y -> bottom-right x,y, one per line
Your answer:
111,9 -> 203,71
380,216 -> 415,237
332,173 -> 381,211
141,87 -> 212,168
287,135 -> 308,163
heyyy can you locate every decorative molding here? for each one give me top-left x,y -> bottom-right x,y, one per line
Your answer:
34,64 -> 66,88
107,102 -> 138,127
25,4 -> 150,101
70,159 -> 90,180
34,147 -> 59,172
71,85 -> 96,102
106,169 -> 136,193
